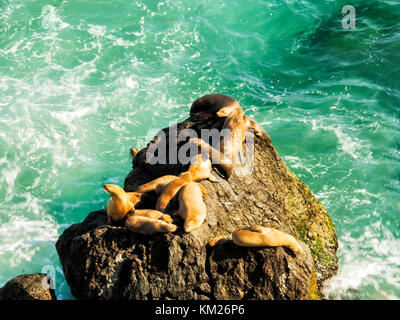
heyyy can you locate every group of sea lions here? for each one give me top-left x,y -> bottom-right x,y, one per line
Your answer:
103,94 -> 303,256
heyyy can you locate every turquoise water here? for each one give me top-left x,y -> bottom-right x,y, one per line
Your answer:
0,0 -> 399,299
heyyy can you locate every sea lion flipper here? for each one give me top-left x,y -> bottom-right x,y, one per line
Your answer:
216,109 -> 229,117
292,242 -> 303,256
126,192 -> 142,205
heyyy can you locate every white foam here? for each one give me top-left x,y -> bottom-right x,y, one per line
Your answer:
1,166 -> 20,199
125,76 -> 139,89
41,5 -> 69,31
310,119 -> 366,159
0,215 -> 58,268
354,188 -> 380,198
283,155 -> 315,177
88,25 -> 106,37
324,226 -> 400,299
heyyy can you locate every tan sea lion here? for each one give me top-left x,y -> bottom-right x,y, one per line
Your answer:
155,154 -> 214,212
232,225 -> 303,255
125,213 -> 177,235
207,236 -> 228,247
156,172 -> 193,212
187,153 -> 215,181
103,184 -> 143,225
190,107 -> 265,178
190,94 -> 243,121
135,175 -> 178,193
243,115 -> 264,137
174,182 -> 207,232
133,209 -> 173,224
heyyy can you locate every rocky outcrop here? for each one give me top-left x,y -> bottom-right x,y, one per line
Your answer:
56,116 -> 337,300
0,274 -> 57,300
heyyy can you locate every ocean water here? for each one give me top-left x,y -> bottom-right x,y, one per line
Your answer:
0,0 -> 399,300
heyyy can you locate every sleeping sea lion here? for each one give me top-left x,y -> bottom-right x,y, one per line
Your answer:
208,225 -> 303,256
133,209 -> 173,224
156,154 -> 215,212
174,182 -> 207,232
125,213 -> 177,235
232,225 -> 303,255
135,175 -> 178,193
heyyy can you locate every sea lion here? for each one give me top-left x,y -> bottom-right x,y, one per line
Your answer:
125,213 -> 177,235
135,175 -> 178,193
207,236 -> 228,247
187,153 -> 215,181
243,115 -> 264,137
190,94 -> 243,121
133,209 -> 173,224
175,182 -> 207,232
156,172 -> 192,212
189,108 -> 249,178
129,147 -> 139,159
103,184 -> 143,225
232,225 -> 303,255
155,154 -> 214,212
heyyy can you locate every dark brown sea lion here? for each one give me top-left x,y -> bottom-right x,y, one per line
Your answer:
190,94 -> 243,120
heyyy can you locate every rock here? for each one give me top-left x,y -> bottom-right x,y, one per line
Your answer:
56,116 -> 338,300
0,273 -> 57,300
208,240 -> 317,300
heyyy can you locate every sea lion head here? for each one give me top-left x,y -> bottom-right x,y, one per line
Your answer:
103,184 -> 126,198
190,94 -> 242,121
188,153 -> 212,180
